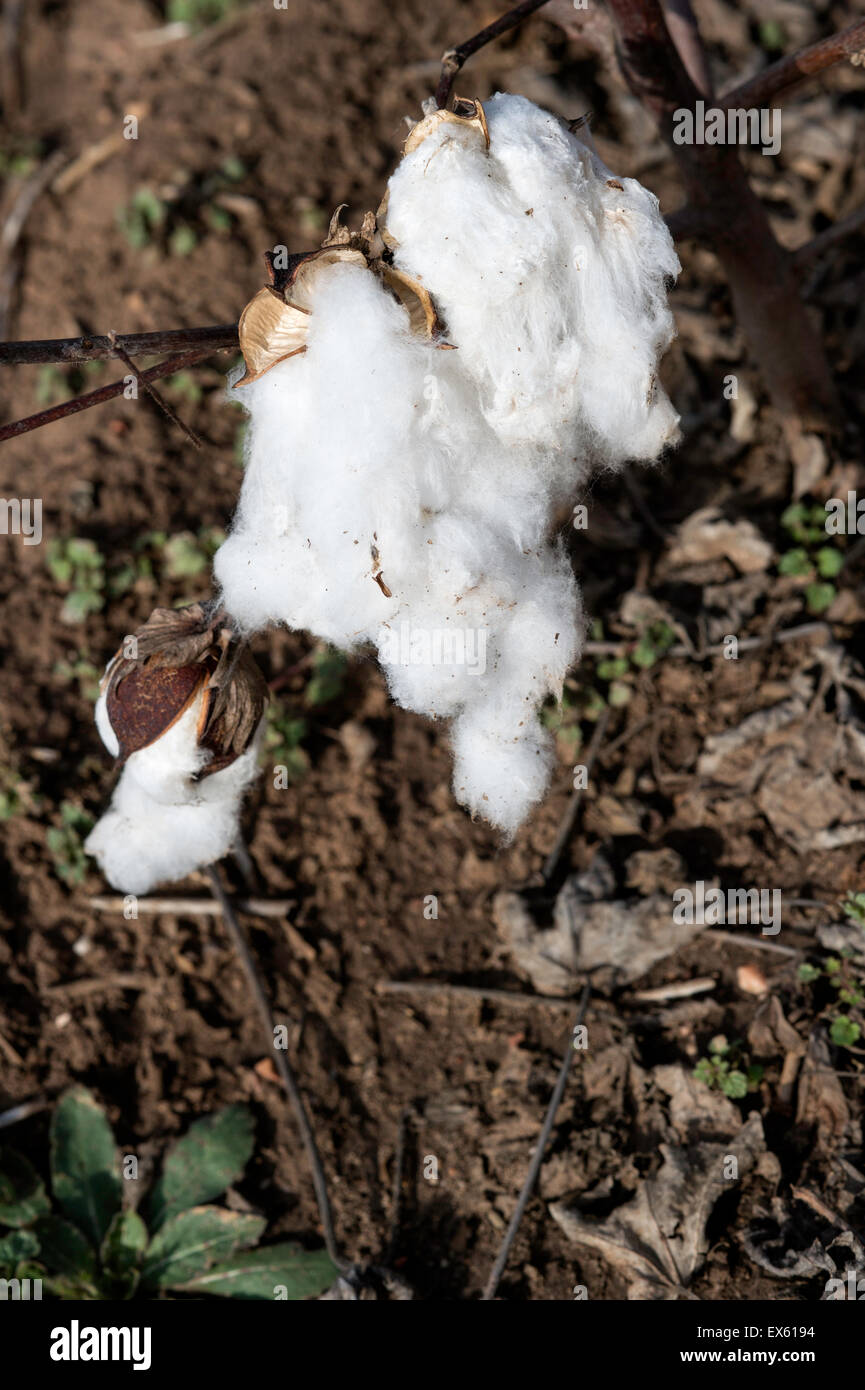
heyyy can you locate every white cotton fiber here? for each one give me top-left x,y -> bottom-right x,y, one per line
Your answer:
385,94 -> 680,473
85,692 -> 262,894
215,94 -> 678,834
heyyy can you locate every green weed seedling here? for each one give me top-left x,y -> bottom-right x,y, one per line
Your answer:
46,803 -> 94,885
778,500 -> 844,615
0,1089 -> 334,1300
46,538 -> 105,624
693,1035 -> 763,1100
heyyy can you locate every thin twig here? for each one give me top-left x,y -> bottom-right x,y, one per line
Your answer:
0,149 -> 68,335
435,0 -> 553,109
482,983 -> 590,1301
630,976 -> 716,1003
87,893 -> 294,918
0,1095 -> 50,1131
107,329 -> 203,448
206,864 -> 347,1273
662,0 -> 713,96
706,928 -> 800,959
47,973 -> 152,997
792,203 -> 865,271
376,979 -> 574,1010
0,345 -> 220,443
0,323 -> 238,366
722,19 -> 865,111
582,619 -> 829,663
542,708 -> 610,884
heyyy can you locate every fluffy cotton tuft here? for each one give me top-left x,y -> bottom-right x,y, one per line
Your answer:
215,94 -> 678,833
85,691 -> 262,894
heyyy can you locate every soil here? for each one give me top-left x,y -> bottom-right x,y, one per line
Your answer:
1,0 -> 865,1301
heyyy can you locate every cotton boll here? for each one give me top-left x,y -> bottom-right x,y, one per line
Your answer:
385,93 -> 680,474
216,263 -> 433,647
215,95 -> 679,839
85,736 -> 261,895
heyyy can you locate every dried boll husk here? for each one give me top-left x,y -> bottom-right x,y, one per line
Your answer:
236,206 -> 449,386
86,604 -> 267,893
403,96 -> 490,155
97,602 -> 267,774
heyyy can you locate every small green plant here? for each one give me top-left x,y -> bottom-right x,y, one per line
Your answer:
46,538 -> 105,624
693,1036 -> 762,1099
305,646 -> 348,707
53,653 -> 101,703
46,803 -> 94,885
841,891 -> 865,927
167,0 -> 245,31
116,187 -> 167,250
0,1089 -> 334,1300
35,361 -> 103,408
265,704 -> 309,782
798,952 -> 865,1050
778,501 -> 844,615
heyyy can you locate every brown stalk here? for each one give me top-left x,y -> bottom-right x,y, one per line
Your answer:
435,0 -> 553,109
0,323 -> 238,365
722,18 -> 865,110
107,329 -> 203,449
605,0 -> 837,425
0,345 -> 220,443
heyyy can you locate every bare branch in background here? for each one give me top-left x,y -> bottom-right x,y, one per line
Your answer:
435,0 -> 553,109
722,18 -> 865,110
0,345 -> 222,442
0,322 -> 238,365
606,0 -> 838,425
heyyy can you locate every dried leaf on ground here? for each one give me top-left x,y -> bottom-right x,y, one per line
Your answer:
551,1114 -> 765,1298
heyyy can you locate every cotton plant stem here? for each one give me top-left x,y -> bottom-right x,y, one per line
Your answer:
435,0 -> 553,109
722,18 -> 865,111
0,345 -> 219,442
542,707 -> 610,883
107,330 -> 203,448
205,864 -> 348,1274
482,984 -> 590,1300
0,323 -> 238,365
606,0 -> 837,425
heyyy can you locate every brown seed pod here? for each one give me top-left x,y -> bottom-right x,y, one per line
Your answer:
106,661 -> 210,762
237,245 -> 367,386
101,604 -> 267,777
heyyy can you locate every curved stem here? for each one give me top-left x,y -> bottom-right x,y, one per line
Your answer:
206,864 -> 348,1274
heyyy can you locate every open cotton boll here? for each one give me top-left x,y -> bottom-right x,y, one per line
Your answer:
385,92 -> 680,472
85,733 -> 261,896
215,263 -> 433,646
86,603 -> 268,893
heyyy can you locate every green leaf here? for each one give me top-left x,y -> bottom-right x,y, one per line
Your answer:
305,648 -> 347,706
100,1209 -> 148,1279
778,547 -> 811,577
816,546 -> 843,578
0,1228 -> 40,1266
630,636 -> 657,669
798,962 -> 821,983
32,1215 -> 98,1282
805,581 -> 835,614
147,1105 -> 254,1230
830,1015 -> 861,1049
142,1206 -> 265,1288
172,1242 -> 335,1299
721,1070 -> 748,1099
50,1087 -> 121,1247
607,680 -> 632,708
0,1148 -> 51,1227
